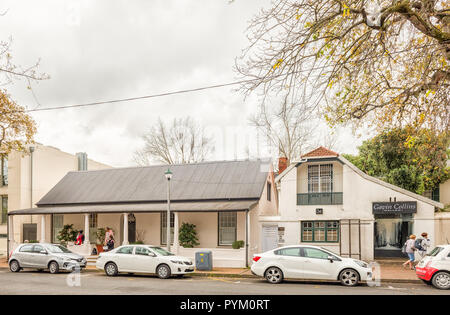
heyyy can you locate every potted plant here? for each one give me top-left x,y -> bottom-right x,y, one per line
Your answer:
57,224 -> 78,246
232,240 -> 245,249
178,222 -> 200,248
95,228 -> 106,254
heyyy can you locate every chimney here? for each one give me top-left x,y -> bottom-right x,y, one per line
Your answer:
76,152 -> 88,171
278,157 -> 288,174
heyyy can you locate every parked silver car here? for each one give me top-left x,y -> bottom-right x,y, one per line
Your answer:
9,243 -> 87,274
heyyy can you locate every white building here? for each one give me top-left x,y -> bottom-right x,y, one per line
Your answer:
264,147 -> 444,261
0,144 -> 110,255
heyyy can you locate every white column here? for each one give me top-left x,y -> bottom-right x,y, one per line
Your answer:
84,214 -> 90,244
123,213 -> 129,245
40,215 -> 46,243
173,212 -> 179,254
8,215 -> 14,243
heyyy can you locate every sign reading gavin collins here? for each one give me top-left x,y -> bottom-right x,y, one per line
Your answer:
372,201 -> 417,214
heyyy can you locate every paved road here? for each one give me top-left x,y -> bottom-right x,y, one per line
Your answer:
0,269 -> 448,295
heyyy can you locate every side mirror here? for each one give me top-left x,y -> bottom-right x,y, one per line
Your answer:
148,253 -> 156,257
327,255 -> 335,262
40,250 -> 48,255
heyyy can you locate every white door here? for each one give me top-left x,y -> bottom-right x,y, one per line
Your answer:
301,247 -> 337,280
114,246 -> 135,271
275,247 -> 305,278
262,225 -> 278,252
134,246 -> 158,273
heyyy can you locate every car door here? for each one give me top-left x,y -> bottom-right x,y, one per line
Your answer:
300,247 -> 337,280
30,244 -> 49,268
275,247 -> 305,278
114,246 -> 136,272
16,244 -> 34,267
134,246 -> 158,273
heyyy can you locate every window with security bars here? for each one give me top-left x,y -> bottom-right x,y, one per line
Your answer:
301,221 -> 339,243
161,212 -> 174,245
218,212 -> 237,245
308,164 -> 333,193
1,195 -> 7,224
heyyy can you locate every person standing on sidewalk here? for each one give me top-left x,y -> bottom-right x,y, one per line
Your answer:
416,232 -> 431,259
402,235 -> 417,270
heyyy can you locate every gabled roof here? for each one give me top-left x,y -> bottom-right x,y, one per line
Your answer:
274,147 -> 443,209
301,146 -> 339,158
37,159 -> 270,206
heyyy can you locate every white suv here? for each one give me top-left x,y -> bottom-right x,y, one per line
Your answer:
251,245 -> 372,286
416,244 -> 450,290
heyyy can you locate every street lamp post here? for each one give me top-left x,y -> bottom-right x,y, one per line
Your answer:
164,168 -> 173,252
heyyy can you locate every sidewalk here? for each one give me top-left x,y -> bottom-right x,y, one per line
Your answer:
0,258 -> 421,283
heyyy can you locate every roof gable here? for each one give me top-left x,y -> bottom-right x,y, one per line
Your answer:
301,146 -> 339,158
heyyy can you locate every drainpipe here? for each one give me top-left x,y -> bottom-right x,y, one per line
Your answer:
245,209 -> 249,268
29,146 -> 35,223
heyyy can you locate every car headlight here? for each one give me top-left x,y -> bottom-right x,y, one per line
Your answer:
353,259 -> 368,268
170,260 -> 184,264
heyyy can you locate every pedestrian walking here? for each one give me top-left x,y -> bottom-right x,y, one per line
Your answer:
416,232 -> 431,259
402,234 -> 417,270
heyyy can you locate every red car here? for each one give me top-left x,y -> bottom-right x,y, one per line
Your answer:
415,245 -> 450,290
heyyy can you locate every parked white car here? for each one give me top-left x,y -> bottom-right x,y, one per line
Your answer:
416,244 -> 450,290
96,245 -> 194,278
251,245 -> 372,286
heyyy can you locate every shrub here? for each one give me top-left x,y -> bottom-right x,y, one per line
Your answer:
232,240 -> 245,249
57,224 -> 78,244
178,222 -> 200,248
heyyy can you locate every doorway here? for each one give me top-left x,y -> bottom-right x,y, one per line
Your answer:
120,213 -> 136,244
374,214 -> 413,258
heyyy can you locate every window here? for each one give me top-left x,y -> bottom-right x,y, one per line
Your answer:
308,164 -> 333,193
301,221 -> 339,243
267,182 -> 271,201
274,247 -> 301,257
135,246 -> 152,256
1,195 -> 7,224
0,156 -> 7,186
302,247 -> 330,260
33,245 -> 45,253
19,245 -> 34,252
116,246 -> 134,254
52,214 -> 64,243
218,212 -> 237,245
161,212 -> 174,245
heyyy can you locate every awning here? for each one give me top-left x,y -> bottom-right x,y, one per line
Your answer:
8,200 -> 258,215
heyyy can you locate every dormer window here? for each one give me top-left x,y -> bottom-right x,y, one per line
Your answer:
308,164 -> 333,193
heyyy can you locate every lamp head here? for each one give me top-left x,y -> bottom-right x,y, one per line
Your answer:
164,168 -> 173,180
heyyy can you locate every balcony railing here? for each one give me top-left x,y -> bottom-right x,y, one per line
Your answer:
297,192 -> 343,205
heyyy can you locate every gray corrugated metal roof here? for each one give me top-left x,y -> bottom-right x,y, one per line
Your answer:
9,200 -> 258,215
37,159 -> 270,206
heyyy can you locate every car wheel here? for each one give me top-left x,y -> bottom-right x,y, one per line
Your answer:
265,267 -> 283,284
49,261 -> 59,274
339,269 -> 360,286
9,260 -> 21,272
156,264 -> 171,279
105,262 -> 118,277
432,271 -> 450,290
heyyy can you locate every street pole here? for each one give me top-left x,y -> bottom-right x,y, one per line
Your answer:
165,168 -> 173,252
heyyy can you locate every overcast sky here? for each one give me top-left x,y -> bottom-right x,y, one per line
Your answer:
1,0 -> 368,167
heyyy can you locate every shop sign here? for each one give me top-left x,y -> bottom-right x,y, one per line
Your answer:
372,201 -> 417,214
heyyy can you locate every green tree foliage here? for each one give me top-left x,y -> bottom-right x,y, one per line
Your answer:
344,127 -> 449,195
57,224 -> 79,244
178,222 -> 200,248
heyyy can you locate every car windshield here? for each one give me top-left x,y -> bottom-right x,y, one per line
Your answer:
427,247 -> 443,257
320,247 -> 339,257
46,244 -> 72,253
149,246 -> 175,256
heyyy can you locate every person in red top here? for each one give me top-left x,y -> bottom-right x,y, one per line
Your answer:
75,230 -> 85,245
